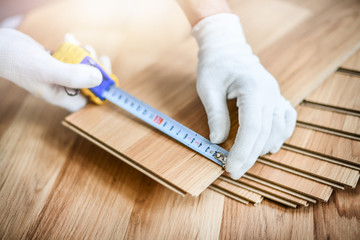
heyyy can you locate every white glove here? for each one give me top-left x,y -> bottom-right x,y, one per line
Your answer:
0,29 -> 103,112
192,14 -> 297,179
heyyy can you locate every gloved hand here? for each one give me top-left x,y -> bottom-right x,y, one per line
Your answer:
192,13 -> 297,179
0,29 -> 103,112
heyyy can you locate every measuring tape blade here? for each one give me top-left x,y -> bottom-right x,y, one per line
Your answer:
103,86 -> 228,167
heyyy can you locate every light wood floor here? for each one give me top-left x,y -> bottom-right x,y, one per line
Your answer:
0,82 -> 359,238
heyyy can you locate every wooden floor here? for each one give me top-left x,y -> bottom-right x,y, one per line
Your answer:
0,83 -> 359,238
1,0 -> 360,239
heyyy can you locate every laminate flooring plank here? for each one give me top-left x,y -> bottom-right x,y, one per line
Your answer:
209,186 -> 249,205
263,149 -> 360,188
0,95 -> 73,239
341,49 -> 360,72
212,179 -> 263,204
244,163 -> 333,201
259,0 -> 360,107
219,176 -> 301,208
65,101 -> 224,196
296,104 -> 360,136
286,127 -> 360,166
306,73 -> 360,112
235,177 -> 309,206
219,184 -> 360,240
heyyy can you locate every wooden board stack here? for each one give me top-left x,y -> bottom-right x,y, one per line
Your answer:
64,49 -> 360,208
210,50 -> 360,207
19,0 -> 359,207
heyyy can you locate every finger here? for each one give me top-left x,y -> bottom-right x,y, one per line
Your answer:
247,106 -> 272,160
47,56 -> 102,89
99,55 -> 112,74
64,33 -> 81,46
225,97 -> 262,179
197,83 -> 230,144
284,102 -> 297,139
40,84 -> 88,112
83,44 -> 98,59
263,100 -> 297,154
261,106 -> 286,155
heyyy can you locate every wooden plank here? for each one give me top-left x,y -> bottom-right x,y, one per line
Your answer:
285,127 -> 360,166
212,179 -> 263,204
296,104 -> 360,137
62,120 -> 187,196
257,158 -> 345,189
245,162 -> 333,201
259,0 -> 360,106
0,94 -> 72,239
65,101 -> 224,196
235,177 -> 309,207
341,49 -> 360,72
306,72 -> 360,112
263,149 -> 360,188
209,186 -> 249,206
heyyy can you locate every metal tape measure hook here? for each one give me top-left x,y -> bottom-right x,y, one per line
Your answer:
64,87 -> 80,96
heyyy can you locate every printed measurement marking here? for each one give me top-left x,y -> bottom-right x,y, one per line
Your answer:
154,115 -> 163,124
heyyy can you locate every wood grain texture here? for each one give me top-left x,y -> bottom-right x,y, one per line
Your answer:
342,49 -> 360,72
236,177 -> 309,207
263,149 -> 360,188
286,127 -> 360,166
1,0 -> 360,238
306,72 -> 360,112
0,81 -> 75,239
258,0 -> 360,106
245,163 -> 333,201
219,184 -> 360,240
65,101 -> 224,196
25,139 -> 224,239
296,104 -> 360,136
212,179 -> 263,204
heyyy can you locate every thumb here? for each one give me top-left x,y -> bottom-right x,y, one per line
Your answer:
197,83 -> 230,144
46,57 -> 103,89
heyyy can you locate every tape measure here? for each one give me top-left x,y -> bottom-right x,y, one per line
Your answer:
53,42 -> 228,167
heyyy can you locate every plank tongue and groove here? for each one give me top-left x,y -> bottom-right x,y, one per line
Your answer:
263,149 -> 360,188
296,104 -> 360,136
236,177 -> 309,207
306,73 -> 360,112
212,179 -> 263,205
285,127 -> 360,166
244,162 -> 333,201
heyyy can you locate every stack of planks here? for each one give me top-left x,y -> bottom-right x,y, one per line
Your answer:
19,0 -> 360,208
211,51 -> 360,207
65,50 -> 360,208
